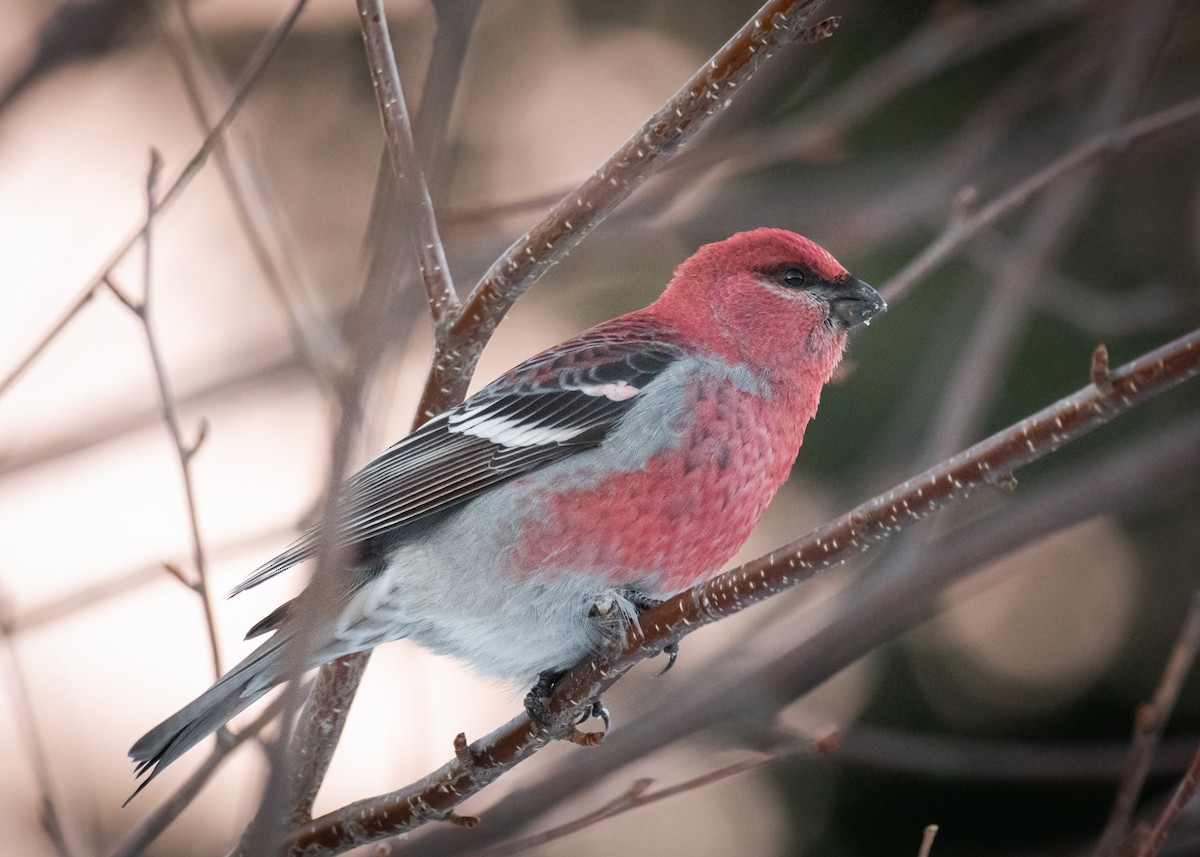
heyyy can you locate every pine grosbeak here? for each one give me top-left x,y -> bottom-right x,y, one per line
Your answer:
129,227 -> 884,793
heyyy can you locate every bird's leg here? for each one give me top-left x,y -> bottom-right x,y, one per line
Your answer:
621,589 -> 681,675
523,669 -> 608,747
523,668 -> 562,728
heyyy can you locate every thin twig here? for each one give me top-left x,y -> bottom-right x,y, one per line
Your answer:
1136,743 -> 1200,857
471,728 -> 839,857
881,95 -> 1200,304
1094,592 -> 1200,857
153,0 -> 342,390
0,0 -> 310,402
114,149 -> 222,678
287,330 -> 1200,855
356,0 -> 458,328
917,825 -> 939,857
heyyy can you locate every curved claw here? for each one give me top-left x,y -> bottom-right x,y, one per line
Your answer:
657,642 -> 679,676
576,699 -> 612,735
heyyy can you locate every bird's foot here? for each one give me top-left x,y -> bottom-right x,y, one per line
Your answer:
621,590 -> 682,675
524,669 -> 562,728
524,670 -> 609,746
567,699 -> 609,747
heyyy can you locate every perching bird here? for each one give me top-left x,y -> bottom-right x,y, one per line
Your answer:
128,227 -> 884,795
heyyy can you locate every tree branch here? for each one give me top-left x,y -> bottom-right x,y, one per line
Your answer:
286,330 -> 1200,854
0,0 -> 311,401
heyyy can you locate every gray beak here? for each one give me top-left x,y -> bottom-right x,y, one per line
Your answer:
828,276 -> 886,328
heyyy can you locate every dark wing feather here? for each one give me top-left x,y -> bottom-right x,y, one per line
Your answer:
231,323 -> 685,595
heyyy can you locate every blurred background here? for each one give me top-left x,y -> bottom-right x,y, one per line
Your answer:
1,0 -> 1198,855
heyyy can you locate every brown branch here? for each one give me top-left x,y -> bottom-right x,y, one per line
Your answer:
376,406 -> 1200,857
357,0 -> 458,328
472,728 -> 838,857
881,96 -> 1200,305
0,0 -> 310,402
286,330 -> 1200,855
272,1 -> 485,827
423,0 -> 835,416
274,0 -> 843,834
1136,743 -> 1200,857
1094,591 -> 1200,857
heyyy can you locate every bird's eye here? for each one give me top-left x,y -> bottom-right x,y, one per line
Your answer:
780,268 -> 806,289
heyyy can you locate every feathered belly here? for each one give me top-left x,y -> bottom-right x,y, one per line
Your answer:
505,377 -> 805,595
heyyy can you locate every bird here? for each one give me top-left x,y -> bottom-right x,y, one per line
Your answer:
128,227 -> 884,797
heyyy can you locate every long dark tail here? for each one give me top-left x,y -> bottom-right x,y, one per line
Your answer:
126,634 -> 289,803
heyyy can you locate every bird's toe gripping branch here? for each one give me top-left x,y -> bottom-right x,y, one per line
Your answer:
523,669 -> 609,747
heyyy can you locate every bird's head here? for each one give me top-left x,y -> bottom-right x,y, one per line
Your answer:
654,228 -> 884,381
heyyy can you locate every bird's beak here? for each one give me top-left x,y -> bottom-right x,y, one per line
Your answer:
828,276 -> 886,328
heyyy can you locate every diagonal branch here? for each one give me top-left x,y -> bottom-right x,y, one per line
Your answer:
286,330 -> 1200,855
881,95 -> 1200,304
1094,592 -> 1200,857
423,0 -> 836,413
0,0 -> 311,402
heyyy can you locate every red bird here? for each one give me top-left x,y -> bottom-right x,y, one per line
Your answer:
129,227 -> 884,795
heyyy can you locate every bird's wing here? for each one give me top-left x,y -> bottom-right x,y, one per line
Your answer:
231,321 -> 686,595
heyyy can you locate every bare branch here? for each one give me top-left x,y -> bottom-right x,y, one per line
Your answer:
287,331 -> 1200,855
0,0 -> 310,401
109,150 -> 222,678
917,825 -> 939,857
356,0 -> 458,327
1136,743 -> 1200,857
1094,592 -> 1200,857
472,727 -> 838,857
881,95 -> 1200,305
429,0 -> 835,415
152,0 -> 343,390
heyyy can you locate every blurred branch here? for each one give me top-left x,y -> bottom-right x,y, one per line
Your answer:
269,0 -> 485,830
911,0 -> 1179,468
0,591 -> 75,857
917,825 -> 939,857
289,332 -> 1200,854
469,727 -> 839,857
105,150 -> 222,678
838,727 -> 1200,784
1137,744 -> 1200,857
357,0 -> 458,328
881,95 -> 1200,305
0,0 -> 310,402
1094,592 -> 1200,857
0,0 -> 145,114
443,0 -> 1085,229
152,0 -> 343,390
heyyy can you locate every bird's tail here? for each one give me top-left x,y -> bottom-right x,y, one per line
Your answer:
126,634 -> 290,803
